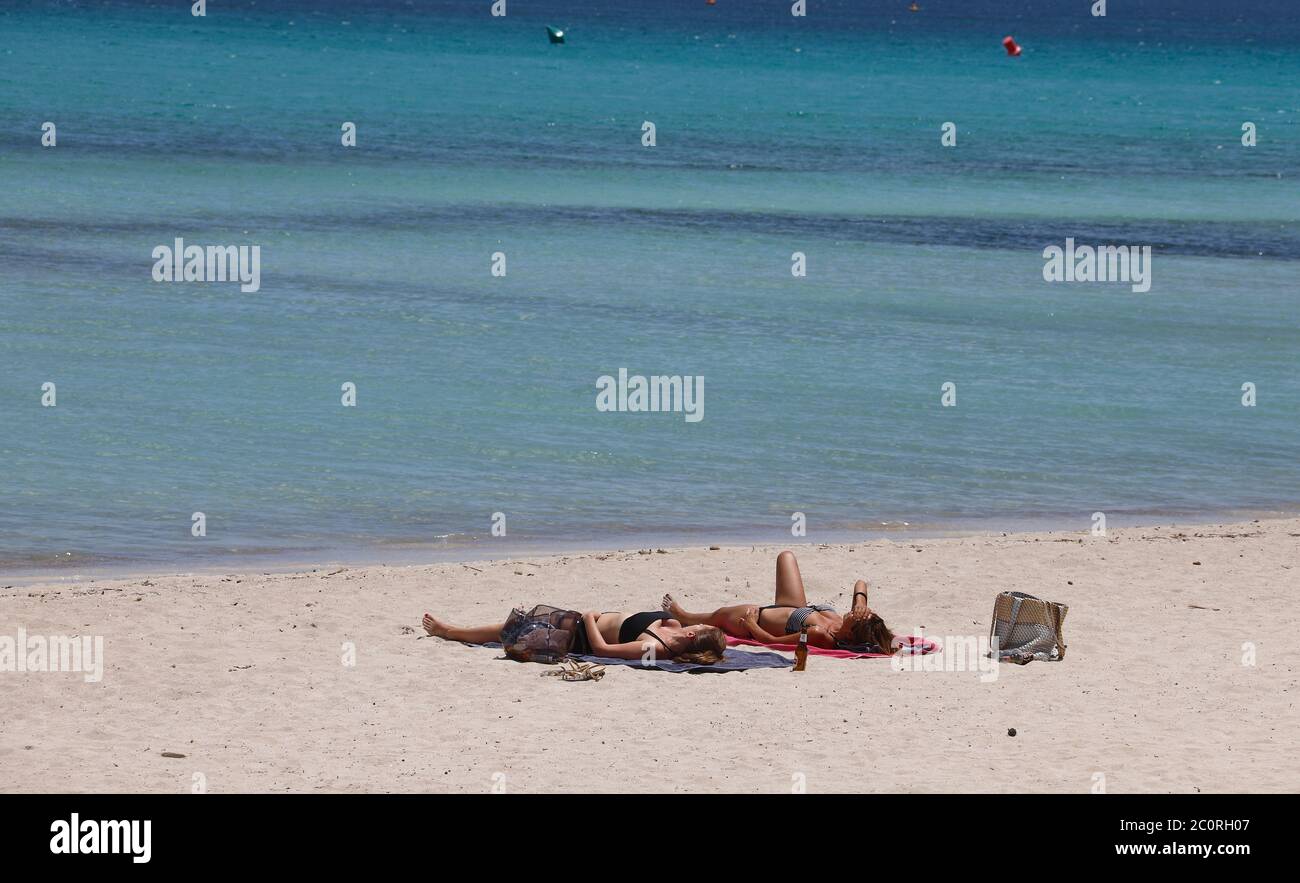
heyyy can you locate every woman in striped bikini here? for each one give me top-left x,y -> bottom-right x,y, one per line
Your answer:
662,550 -> 897,653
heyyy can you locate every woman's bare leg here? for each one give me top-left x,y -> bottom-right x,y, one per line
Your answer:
422,613 -> 503,644
662,595 -> 752,636
773,550 -> 809,608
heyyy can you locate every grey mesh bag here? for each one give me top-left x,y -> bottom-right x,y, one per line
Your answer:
499,604 -> 583,665
987,591 -> 1068,664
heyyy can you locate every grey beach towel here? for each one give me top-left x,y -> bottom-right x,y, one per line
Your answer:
570,647 -> 792,674
473,642 -> 791,674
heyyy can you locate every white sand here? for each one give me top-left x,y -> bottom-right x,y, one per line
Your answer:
2,518 -> 1296,793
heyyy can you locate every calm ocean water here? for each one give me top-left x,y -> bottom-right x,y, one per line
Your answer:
1,0 -> 1297,573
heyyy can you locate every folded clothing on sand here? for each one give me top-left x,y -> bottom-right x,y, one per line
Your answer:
725,634 -> 940,658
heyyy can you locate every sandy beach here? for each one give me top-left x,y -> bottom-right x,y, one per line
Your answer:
2,517 -> 1296,794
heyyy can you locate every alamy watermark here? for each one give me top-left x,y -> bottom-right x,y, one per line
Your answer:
1042,238 -> 1151,293
595,368 -> 703,423
152,238 -> 261,292
891,633 -> 999,682
50,813 -> 150,863
1,627 -> 104,683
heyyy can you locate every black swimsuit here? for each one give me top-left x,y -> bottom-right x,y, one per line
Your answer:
617,611 -> 672,652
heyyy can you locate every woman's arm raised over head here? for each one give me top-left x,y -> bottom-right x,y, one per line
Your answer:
582,613 -> 663,660
851,580 -> 871,613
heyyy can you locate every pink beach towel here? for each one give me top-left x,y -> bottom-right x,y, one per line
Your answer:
725,634 -> 940,659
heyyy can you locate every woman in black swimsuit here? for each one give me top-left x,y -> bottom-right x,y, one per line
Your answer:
421,608 -> 727,664
663,550 -> 897,653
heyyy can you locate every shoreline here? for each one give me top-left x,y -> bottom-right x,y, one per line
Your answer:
3,506 -> 1295,587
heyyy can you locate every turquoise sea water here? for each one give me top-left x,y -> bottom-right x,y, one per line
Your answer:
1,1 -> 1297,572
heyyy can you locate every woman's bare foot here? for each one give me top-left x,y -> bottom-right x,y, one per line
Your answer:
422,613 -> 449,638
661,594 -> 686,618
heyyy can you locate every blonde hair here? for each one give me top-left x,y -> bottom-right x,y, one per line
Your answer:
673,625 -> 727,665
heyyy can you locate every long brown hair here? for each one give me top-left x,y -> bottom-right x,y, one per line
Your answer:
844,610 -> 897,655
673,625 -> 727,665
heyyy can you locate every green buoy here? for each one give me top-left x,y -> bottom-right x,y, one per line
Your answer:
546,26 -> 565,44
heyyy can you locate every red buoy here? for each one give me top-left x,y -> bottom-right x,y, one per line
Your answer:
1002,36 -> 1022,56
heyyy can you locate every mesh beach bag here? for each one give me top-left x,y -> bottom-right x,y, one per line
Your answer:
987,591 -> 1068,664
499,604 -> 583,664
